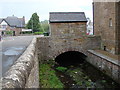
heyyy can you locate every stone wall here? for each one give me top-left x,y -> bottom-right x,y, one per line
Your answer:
116,2 -> 120,54
87,50 -> 120,84
2,37 -> 39,88
37,35 -> 101,61
118,2 -> 120,55
37,37 -> 52,62
50,22 -> 87,38
93,2 -> 119,54
49,22 -> 87,58
37,22 -> 88,61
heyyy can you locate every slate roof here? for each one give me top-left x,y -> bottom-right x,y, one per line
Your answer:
0,16 -> 25,28
49,12 -> 87,23
0,19 -> 3,23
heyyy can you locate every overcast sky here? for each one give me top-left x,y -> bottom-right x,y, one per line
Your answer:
0,0 -> 93,23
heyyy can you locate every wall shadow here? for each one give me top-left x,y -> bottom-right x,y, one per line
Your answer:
55,51 -> 87,67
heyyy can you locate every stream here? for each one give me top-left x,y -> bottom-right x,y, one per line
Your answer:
54,61 -> 120,88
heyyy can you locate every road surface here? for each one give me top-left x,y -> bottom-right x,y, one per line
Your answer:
0,36 -> 35,76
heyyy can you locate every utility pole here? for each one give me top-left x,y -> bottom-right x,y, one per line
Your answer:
21,20 -> 22,36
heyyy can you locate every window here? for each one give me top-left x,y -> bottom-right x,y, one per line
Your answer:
109,18 -> 112,27
1,25 -> 7,30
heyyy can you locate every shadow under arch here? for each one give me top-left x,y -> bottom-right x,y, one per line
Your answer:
55,51 -> 87,67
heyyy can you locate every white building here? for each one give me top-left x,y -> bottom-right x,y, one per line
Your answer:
87,18 -> 93,35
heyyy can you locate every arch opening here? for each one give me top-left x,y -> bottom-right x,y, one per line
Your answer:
55,51 -> 87,67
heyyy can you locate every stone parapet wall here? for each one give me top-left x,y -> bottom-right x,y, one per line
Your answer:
85,36 -> 101,50
87,50 -> 120,84
37,37 -> 52,62
37,36 -> 101,61
2,37 -> 39,88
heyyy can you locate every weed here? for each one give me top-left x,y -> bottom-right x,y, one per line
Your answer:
39,64 -> 64,88
56,67 -> 67,72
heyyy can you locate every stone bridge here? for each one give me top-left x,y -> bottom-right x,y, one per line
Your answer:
38,12 -> 101,62
37,35 -> 101,62
2,35 -> 119,88
2,12 -> 120,88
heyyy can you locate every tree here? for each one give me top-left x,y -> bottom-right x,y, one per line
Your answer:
26,13 -> 43,32
41,20 -> 49,33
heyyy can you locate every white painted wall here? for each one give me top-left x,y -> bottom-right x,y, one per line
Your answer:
1,20 -> 8,25
0,20 -> 8,30
87,18 -> 93,35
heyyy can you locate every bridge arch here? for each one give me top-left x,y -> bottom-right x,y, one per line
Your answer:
52,47 -> 87,59
54,50 -> 87,67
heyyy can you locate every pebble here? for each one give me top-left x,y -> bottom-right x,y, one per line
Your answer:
75,72 -> 78,74
60,75 -> 64,77
88,79 -> 92,82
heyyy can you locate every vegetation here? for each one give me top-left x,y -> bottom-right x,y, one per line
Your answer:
21,31 -> 32,34
39,64 -> 64,88
56,67 -> 67,72
66,68 -> 94,88
41,20 -> 49,33
5,31 -> 13,35
39,59 -> 119,88
26,13 -> 50,35
34,32 -> 43,35
26,13 -> 43,32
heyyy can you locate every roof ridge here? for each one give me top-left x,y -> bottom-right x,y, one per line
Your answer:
50,12 -> 84,14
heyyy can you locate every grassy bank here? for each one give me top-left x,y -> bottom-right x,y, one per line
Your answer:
39,64 -> 64,88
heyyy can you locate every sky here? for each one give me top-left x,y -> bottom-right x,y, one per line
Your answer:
0,0 -> 93,23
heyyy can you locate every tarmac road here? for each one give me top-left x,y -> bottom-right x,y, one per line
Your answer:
0,36 -> 34,76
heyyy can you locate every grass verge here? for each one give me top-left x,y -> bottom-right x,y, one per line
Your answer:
39,64 -> 64,88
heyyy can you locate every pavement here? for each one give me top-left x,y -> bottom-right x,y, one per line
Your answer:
0,35 -> 36,76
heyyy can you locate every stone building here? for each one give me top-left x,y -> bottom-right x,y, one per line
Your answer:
93,1 -> 120,55
48,12 -> 88,58
0,15 -> 25,36
49,12 -> 87,38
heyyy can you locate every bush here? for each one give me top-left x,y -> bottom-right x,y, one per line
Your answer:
5,31 -> 13,35
34,32 -> 43,35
